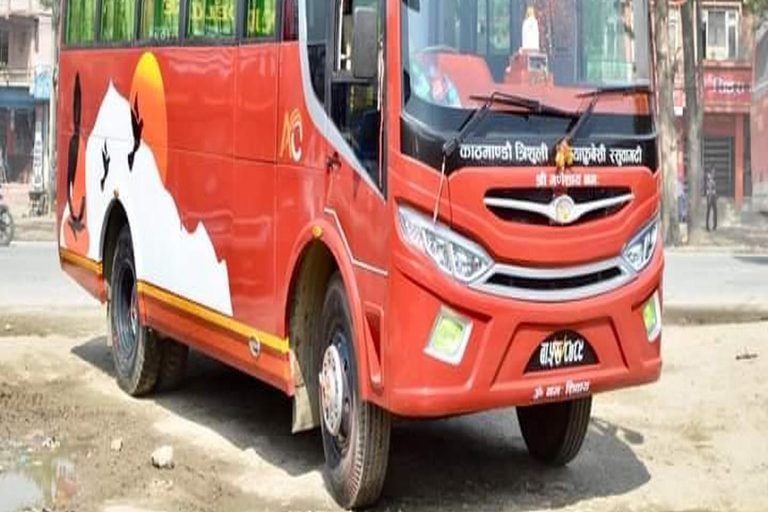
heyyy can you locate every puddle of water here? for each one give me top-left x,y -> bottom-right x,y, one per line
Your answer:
0,472 -> 43,512
0,442 -> 79,512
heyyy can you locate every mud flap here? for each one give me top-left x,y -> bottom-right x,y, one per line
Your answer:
291,349 -> 320,433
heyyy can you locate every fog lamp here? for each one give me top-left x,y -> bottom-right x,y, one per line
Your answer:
425,308 -> 473,366
642,292 -> 662,342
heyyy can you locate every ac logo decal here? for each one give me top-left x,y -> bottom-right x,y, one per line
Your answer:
280,108 -> 303,163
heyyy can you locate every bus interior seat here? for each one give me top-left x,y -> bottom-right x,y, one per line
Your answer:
353,109 -> 381,175
433,53 -> 495,102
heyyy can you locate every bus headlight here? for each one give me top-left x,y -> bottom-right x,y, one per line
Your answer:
397,205 -> 492,283
622,217 -> 659,273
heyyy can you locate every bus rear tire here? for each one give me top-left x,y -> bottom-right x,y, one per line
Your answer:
319,274 -> 391,509
108,226 -> 161,396
516,396 -> 592,466
157,337 -> 189,392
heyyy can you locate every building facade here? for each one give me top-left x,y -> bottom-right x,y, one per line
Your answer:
0,0 -> 52,187
669,0 -> 754,209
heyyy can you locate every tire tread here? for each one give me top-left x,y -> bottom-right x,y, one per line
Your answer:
109,226 -> 161,397
321,274 -> 391,510
517,396 -> 592,467
551,397 -> 591,466
157,338 -> 189,392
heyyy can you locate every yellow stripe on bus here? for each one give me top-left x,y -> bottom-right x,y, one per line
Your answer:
137,281 -> 290,355
59,248 -> 103,274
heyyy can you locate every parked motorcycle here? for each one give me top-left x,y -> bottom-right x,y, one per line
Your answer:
0,184 -> 14,246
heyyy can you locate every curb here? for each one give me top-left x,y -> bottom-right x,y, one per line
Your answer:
666,246 -> 768,256
13,220 -> 57,243
664,305 -> 768,326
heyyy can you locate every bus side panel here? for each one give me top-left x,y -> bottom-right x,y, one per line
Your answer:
162,44 -> 235,276
57,49 -> 137,271
274,41 -> 326,334
272,40 -> 390,404
163,47 -> 236,157
229,43 -> 280,334
56,45 -> 295,391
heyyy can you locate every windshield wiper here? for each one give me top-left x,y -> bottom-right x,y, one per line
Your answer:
576,83 -> 653,99
470,93 -> 578,118
562,83 -> 653,146
442,91 -> 577,158
433,91 -> 576,223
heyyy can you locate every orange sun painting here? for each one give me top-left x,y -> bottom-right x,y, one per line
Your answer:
129,52 -> 168,184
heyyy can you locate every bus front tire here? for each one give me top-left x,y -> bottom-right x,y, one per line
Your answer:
319,274 -> 391,509
516,396 -> 592,466
108,226 -> 162,396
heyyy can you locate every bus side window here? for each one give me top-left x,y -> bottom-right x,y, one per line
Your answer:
140,0 -> 180,40
306,0 -> 329,103
331,0 -> 382,184
282,0 -> 298,41
187,0 -> 236,38
245,0 -> 277,38
100,0 -> 136,42
66,0 -> 97,44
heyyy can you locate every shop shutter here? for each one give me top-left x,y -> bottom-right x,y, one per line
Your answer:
702,137 -> 735,197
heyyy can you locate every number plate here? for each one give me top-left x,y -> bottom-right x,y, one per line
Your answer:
526,330 -> 597,372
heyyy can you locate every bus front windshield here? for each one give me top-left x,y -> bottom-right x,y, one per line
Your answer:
401,0 -> 651,138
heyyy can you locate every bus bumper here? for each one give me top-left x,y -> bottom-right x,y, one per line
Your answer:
383,247 -> 663,418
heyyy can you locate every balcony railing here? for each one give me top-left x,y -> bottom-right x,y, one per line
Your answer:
0,0 -> 50,15
0,67 -> 33,87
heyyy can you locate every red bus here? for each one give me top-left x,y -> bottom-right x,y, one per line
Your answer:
752,23 -> 768,212
57,0 -> 662,507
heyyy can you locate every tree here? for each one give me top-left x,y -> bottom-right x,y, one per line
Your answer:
744,0 -> 768,24
654,0 -> 682,245
681,0 -> 704,242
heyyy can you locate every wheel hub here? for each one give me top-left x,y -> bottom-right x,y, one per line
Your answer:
129,288 -> 138,337
320,343 -> 345,436
115,265 -> 139,372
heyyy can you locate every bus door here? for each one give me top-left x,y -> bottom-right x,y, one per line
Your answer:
323,0 -> 388,271
324,0 -> 389,359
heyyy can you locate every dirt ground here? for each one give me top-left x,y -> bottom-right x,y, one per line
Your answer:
0,310 -> 766,512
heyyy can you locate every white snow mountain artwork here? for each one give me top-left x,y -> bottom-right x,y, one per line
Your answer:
59,64 -> 232,316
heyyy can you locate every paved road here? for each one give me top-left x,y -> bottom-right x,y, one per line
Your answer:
0,241 -> 95,309
2,241 -> 768,314
2,242 -> 768,314
664,251 -> 768,311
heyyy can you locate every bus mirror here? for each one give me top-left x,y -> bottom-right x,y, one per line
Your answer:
352,7 -> 378,80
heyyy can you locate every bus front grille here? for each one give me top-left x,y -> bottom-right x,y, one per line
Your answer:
484,187 -> 633,226
470,256 -> 635,302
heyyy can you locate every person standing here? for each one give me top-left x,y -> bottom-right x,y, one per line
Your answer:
705,167 -> 718,231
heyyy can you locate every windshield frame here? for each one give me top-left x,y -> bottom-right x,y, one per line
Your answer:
397,0 -> 656,173
399,0 -> 653,105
